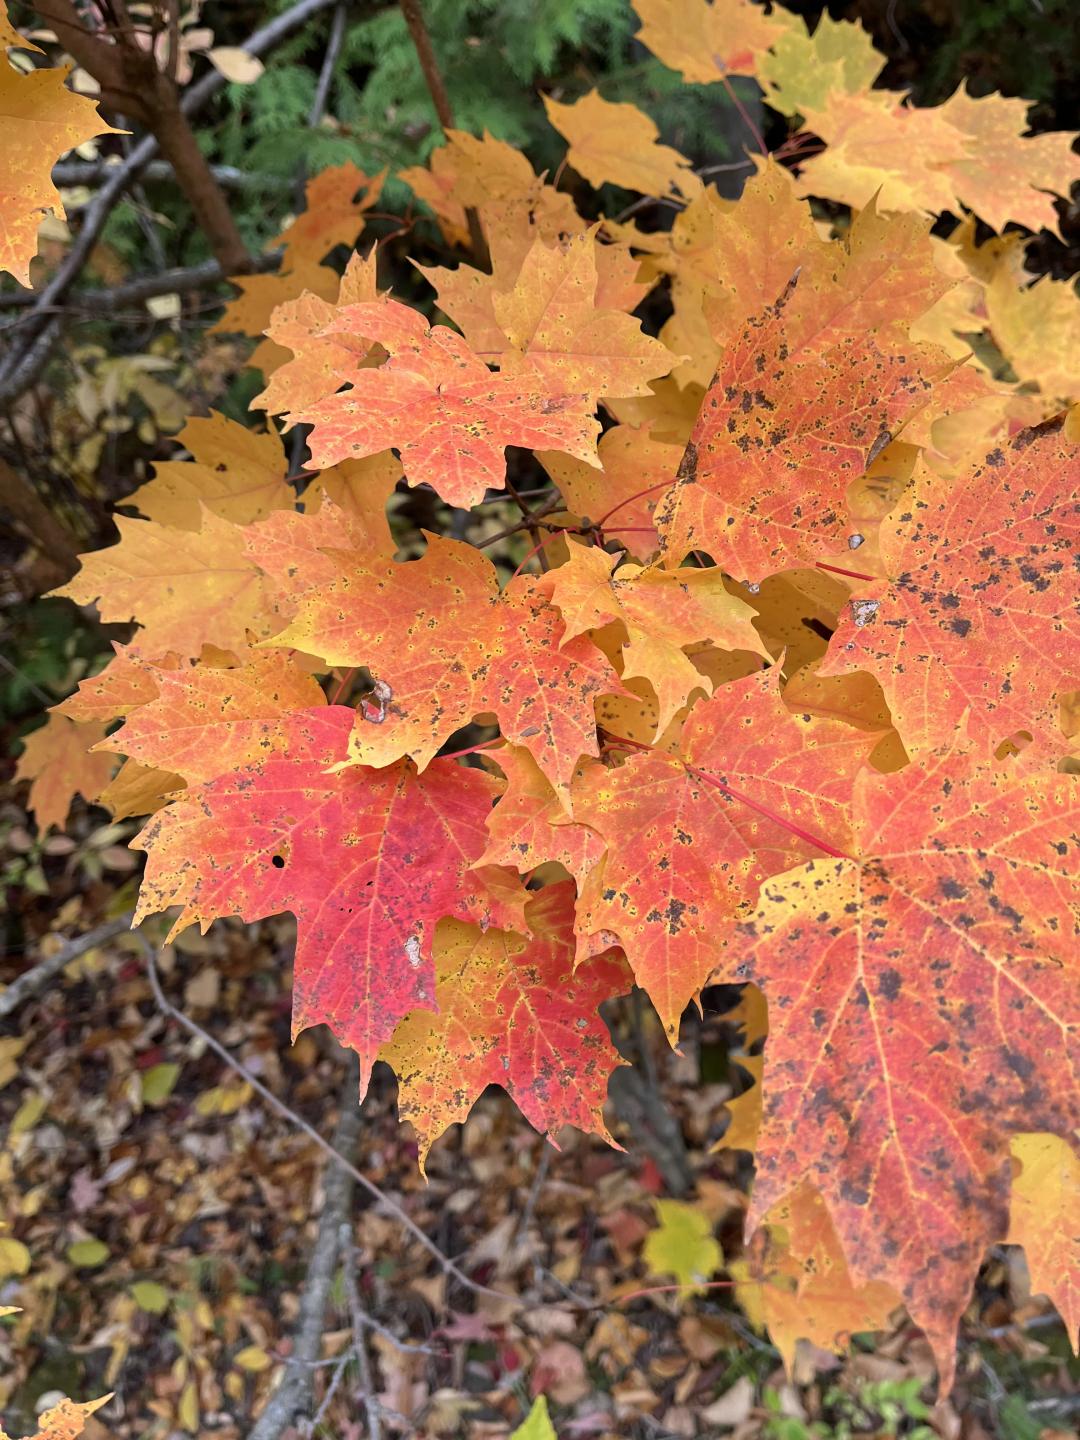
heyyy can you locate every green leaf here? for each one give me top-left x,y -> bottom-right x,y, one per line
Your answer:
131,1280 -> 170,1314
67,1238 -> 109,1268
141,1062 -> 181,1106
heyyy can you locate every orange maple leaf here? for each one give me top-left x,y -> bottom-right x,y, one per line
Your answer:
279,294 -> 600,509
0,30 -> 119,285
656,200 -> 962,580
260,529 -> 628,796
14,712 -> 115,832
732,745 -> 1079,1389
574,667 -> 878,1038
821,419 -> 1080,763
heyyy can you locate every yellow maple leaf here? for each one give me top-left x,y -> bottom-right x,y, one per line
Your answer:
127,411 -> 295,529
0,31 -> 119,285
543,90 -> 703,201
1009,1133 -> 1080,1351
633,0 -> 792,84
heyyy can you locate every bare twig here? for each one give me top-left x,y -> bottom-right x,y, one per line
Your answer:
0,914 -> 134,1020
294,1 -> 348,210
250,1052 -> 362,1440
136,930 -> 510,1302
0,251 -> 282,315
51,159 -> 292,192
397,0 -> 488,266
340,1222 -> 383,1440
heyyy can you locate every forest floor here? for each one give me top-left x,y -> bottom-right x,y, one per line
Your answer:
0,783 -> 1077,1440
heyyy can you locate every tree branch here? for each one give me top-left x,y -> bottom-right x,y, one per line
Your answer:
0,914 -> 134,1020
50,159 -> 293,192
0,250 -> 282,313
0,454 -> 84,582
249,1053 -> 362,1440
0,0 -> 341,405
397,0 -> 488,267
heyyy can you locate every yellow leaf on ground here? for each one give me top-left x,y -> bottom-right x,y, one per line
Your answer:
643,1199 -> 722,1294
511,1395 -> 556,1440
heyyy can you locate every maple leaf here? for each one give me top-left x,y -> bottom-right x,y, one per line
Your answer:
821,420 -> 1080,762
253,250 -> 379,417
15,713 -> 115,832
656,199 -> 962,581
985,265 -> 1080,404
732,745 -> 1079,1388
127,412 -> 294,530
56,643 -> 163,724
244,495 -> 389,604
1008,1133 -> 1079,1350
543,91 -> 702,201
100,650 -> 328,784
794,84 -> 1080,238
211,257 -> 341,374
477,746 -> 605,888
573,668 -> 876,1037
758,14 -> 885,119
658,164 -> 820,390
0,38 -> 119,285
271,162 -> 384,265
211,166 -> 382,368
537,544 -> 766,734
98,758 -> 184,821
794,91 -> 968,216
633,0 -> 792,83
380,882 -> 629,1166
932,86 -> 1080,239
492,233 -> 671,398
735,1183 -> 901,1368
262,530 -> 628,797
643,1198 -> 722,1294
424,230 -> 671,399
401,129 -> 579,248
52,509 -> 277,658
302,452 -> 404,528
133,722 -> 524,1088
538,424 -> 682,556
277,294 -> 599,509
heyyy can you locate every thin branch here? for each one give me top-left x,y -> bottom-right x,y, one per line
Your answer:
250,1053 -> 363,1440
294,1 -> 348,209
397,0 -> 488,266
340,1223 -> 383,1440
0,914 -> 134,1020
0,0 -> 340,405
136,930 -> 510,1302
0,250 -> 282,314
51,159 -> 293,193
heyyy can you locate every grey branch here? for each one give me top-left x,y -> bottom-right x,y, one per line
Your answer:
0,913 -> 134,1020
0,249 -> 282,313
249,1054 -> 363,1440
0,0 -> 340,404
51,159 -> 293,193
